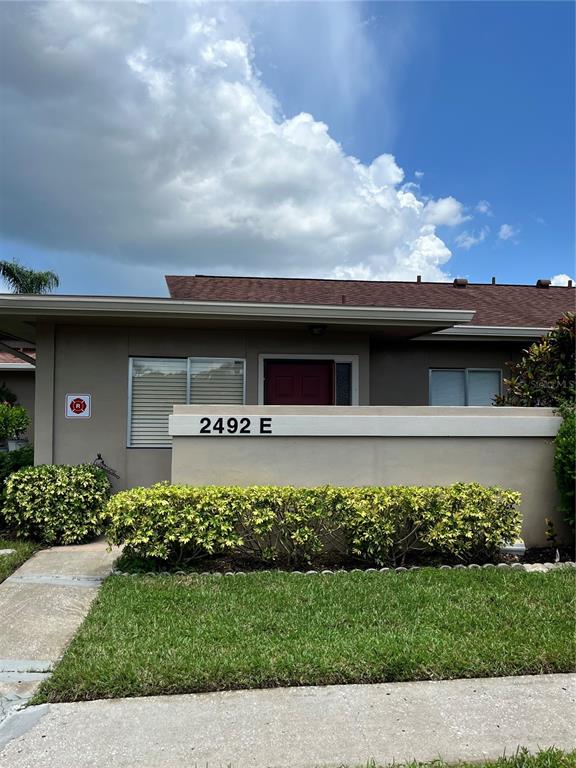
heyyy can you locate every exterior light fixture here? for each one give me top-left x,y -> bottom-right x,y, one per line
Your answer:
308,325 -> 327,336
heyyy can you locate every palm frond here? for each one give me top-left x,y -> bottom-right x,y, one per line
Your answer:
0,260 -> 59,294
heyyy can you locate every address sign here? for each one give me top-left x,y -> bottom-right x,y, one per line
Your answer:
198,416 -> 272,435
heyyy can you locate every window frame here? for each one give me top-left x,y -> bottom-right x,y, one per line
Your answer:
127,356 -> 246,448
428,367 -> 502,407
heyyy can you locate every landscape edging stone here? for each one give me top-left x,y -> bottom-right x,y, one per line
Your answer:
112,561 -> 576,577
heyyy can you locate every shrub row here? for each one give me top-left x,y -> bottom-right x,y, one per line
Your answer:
105,482 -> 521,567
2,465 -> 522,563
3,464 -> 111,544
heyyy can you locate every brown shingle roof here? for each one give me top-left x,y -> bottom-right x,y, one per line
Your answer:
0,348 -> 35,366
166,275 -> 575,328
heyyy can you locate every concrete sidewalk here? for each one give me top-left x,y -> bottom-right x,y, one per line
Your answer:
1,673 -> 574,767
0,538 -> 118,727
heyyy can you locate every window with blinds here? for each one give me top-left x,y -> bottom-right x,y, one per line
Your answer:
189,359 -> 245,404
129,358 -> 188,447
429,368 -> 501,406
128,357 -> 246,447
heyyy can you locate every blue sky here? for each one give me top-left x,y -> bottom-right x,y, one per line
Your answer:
0,1 -> 574,295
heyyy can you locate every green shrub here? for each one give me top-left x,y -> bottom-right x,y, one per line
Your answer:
496,313 -> 575,407
0,444 -> 33,502
0,404 -> 30,440
554,407 -> 575,531
106,484 -> 241,561
106,483 -> 522,566
3,464 -> 111,544
234,486 -> 344,564
339,484 -> 522,565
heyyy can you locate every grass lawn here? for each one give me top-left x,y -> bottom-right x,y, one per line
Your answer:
34,567 -> 575,703
0,537 -> 38,583
355,750 -> 576,768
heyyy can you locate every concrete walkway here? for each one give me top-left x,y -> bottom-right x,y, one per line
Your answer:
0,673 -> 574,767
0,539 -> 118,727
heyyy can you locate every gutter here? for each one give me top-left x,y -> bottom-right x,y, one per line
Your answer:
418,325 -> 552,341
0,294 -> 476,329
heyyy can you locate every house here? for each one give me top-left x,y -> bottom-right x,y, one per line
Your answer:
0,275 -> 573,498
0,343 -> 35,440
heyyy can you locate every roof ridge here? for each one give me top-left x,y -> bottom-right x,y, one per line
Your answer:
166,274 -> 574,289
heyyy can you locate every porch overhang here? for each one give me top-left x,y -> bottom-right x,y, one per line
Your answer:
0,294 -> 476,340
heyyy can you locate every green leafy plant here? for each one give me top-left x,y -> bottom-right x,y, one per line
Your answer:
496,314 -> 575,535
0,444 -> 33,505
496,313 -> 575,407
106,483 -> 522,566
554,406 -> 575,531
0,404 -> 30,440
0,381 -> 18,406
545,517 -> 558,547
3,464 -> 111,544
336,483 -> 521,566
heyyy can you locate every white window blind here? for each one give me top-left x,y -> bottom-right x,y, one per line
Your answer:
189,359 -> 245,404
429,368 -> 501,406
129,358 -> 187,447
429,370 -> 466,406
468,370 -> 501,406
129,357 -> 246,446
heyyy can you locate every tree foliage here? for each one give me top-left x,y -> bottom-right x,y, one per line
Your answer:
497,313 -> 575,532
0,260 -> 59,294
496,313 -> 575,407
554,406 -> 575,531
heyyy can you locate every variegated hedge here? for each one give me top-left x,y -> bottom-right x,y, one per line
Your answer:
105,482 -> 521,567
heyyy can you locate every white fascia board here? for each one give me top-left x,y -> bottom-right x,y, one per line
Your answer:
0,295 -> 475,328
418,325 -> 552,340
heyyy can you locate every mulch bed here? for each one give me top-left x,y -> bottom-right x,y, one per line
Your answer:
117,545 -> 576,575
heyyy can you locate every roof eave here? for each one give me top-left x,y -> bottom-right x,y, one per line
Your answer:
418,325 -> 552,341
0,294 -> 475,330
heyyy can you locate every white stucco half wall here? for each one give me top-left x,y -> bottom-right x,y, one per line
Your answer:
169,406 -> 561,438
169,406 -> 564,548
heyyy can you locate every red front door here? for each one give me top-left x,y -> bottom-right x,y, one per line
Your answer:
264,360 -> 334,405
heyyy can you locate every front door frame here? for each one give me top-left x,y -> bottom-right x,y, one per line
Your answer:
257,354 -> 360,405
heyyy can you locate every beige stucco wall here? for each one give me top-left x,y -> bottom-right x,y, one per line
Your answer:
38,322 -> 562,545
370,340 -> 525,405
39,323 -> 370,489
171,406 -> 564,548
0,370 -> 35,440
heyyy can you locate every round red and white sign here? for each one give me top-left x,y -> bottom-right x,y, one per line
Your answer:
70,397 -> 87,414
65,394 -> 91,419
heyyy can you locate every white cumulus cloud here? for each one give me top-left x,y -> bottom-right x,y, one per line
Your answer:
498,224 -> 520,242
0,1 -> 472,283
550,274 -> 574,286
423,196 -> 469,227
454,226 -> 490,251
476,200 -> 492,216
